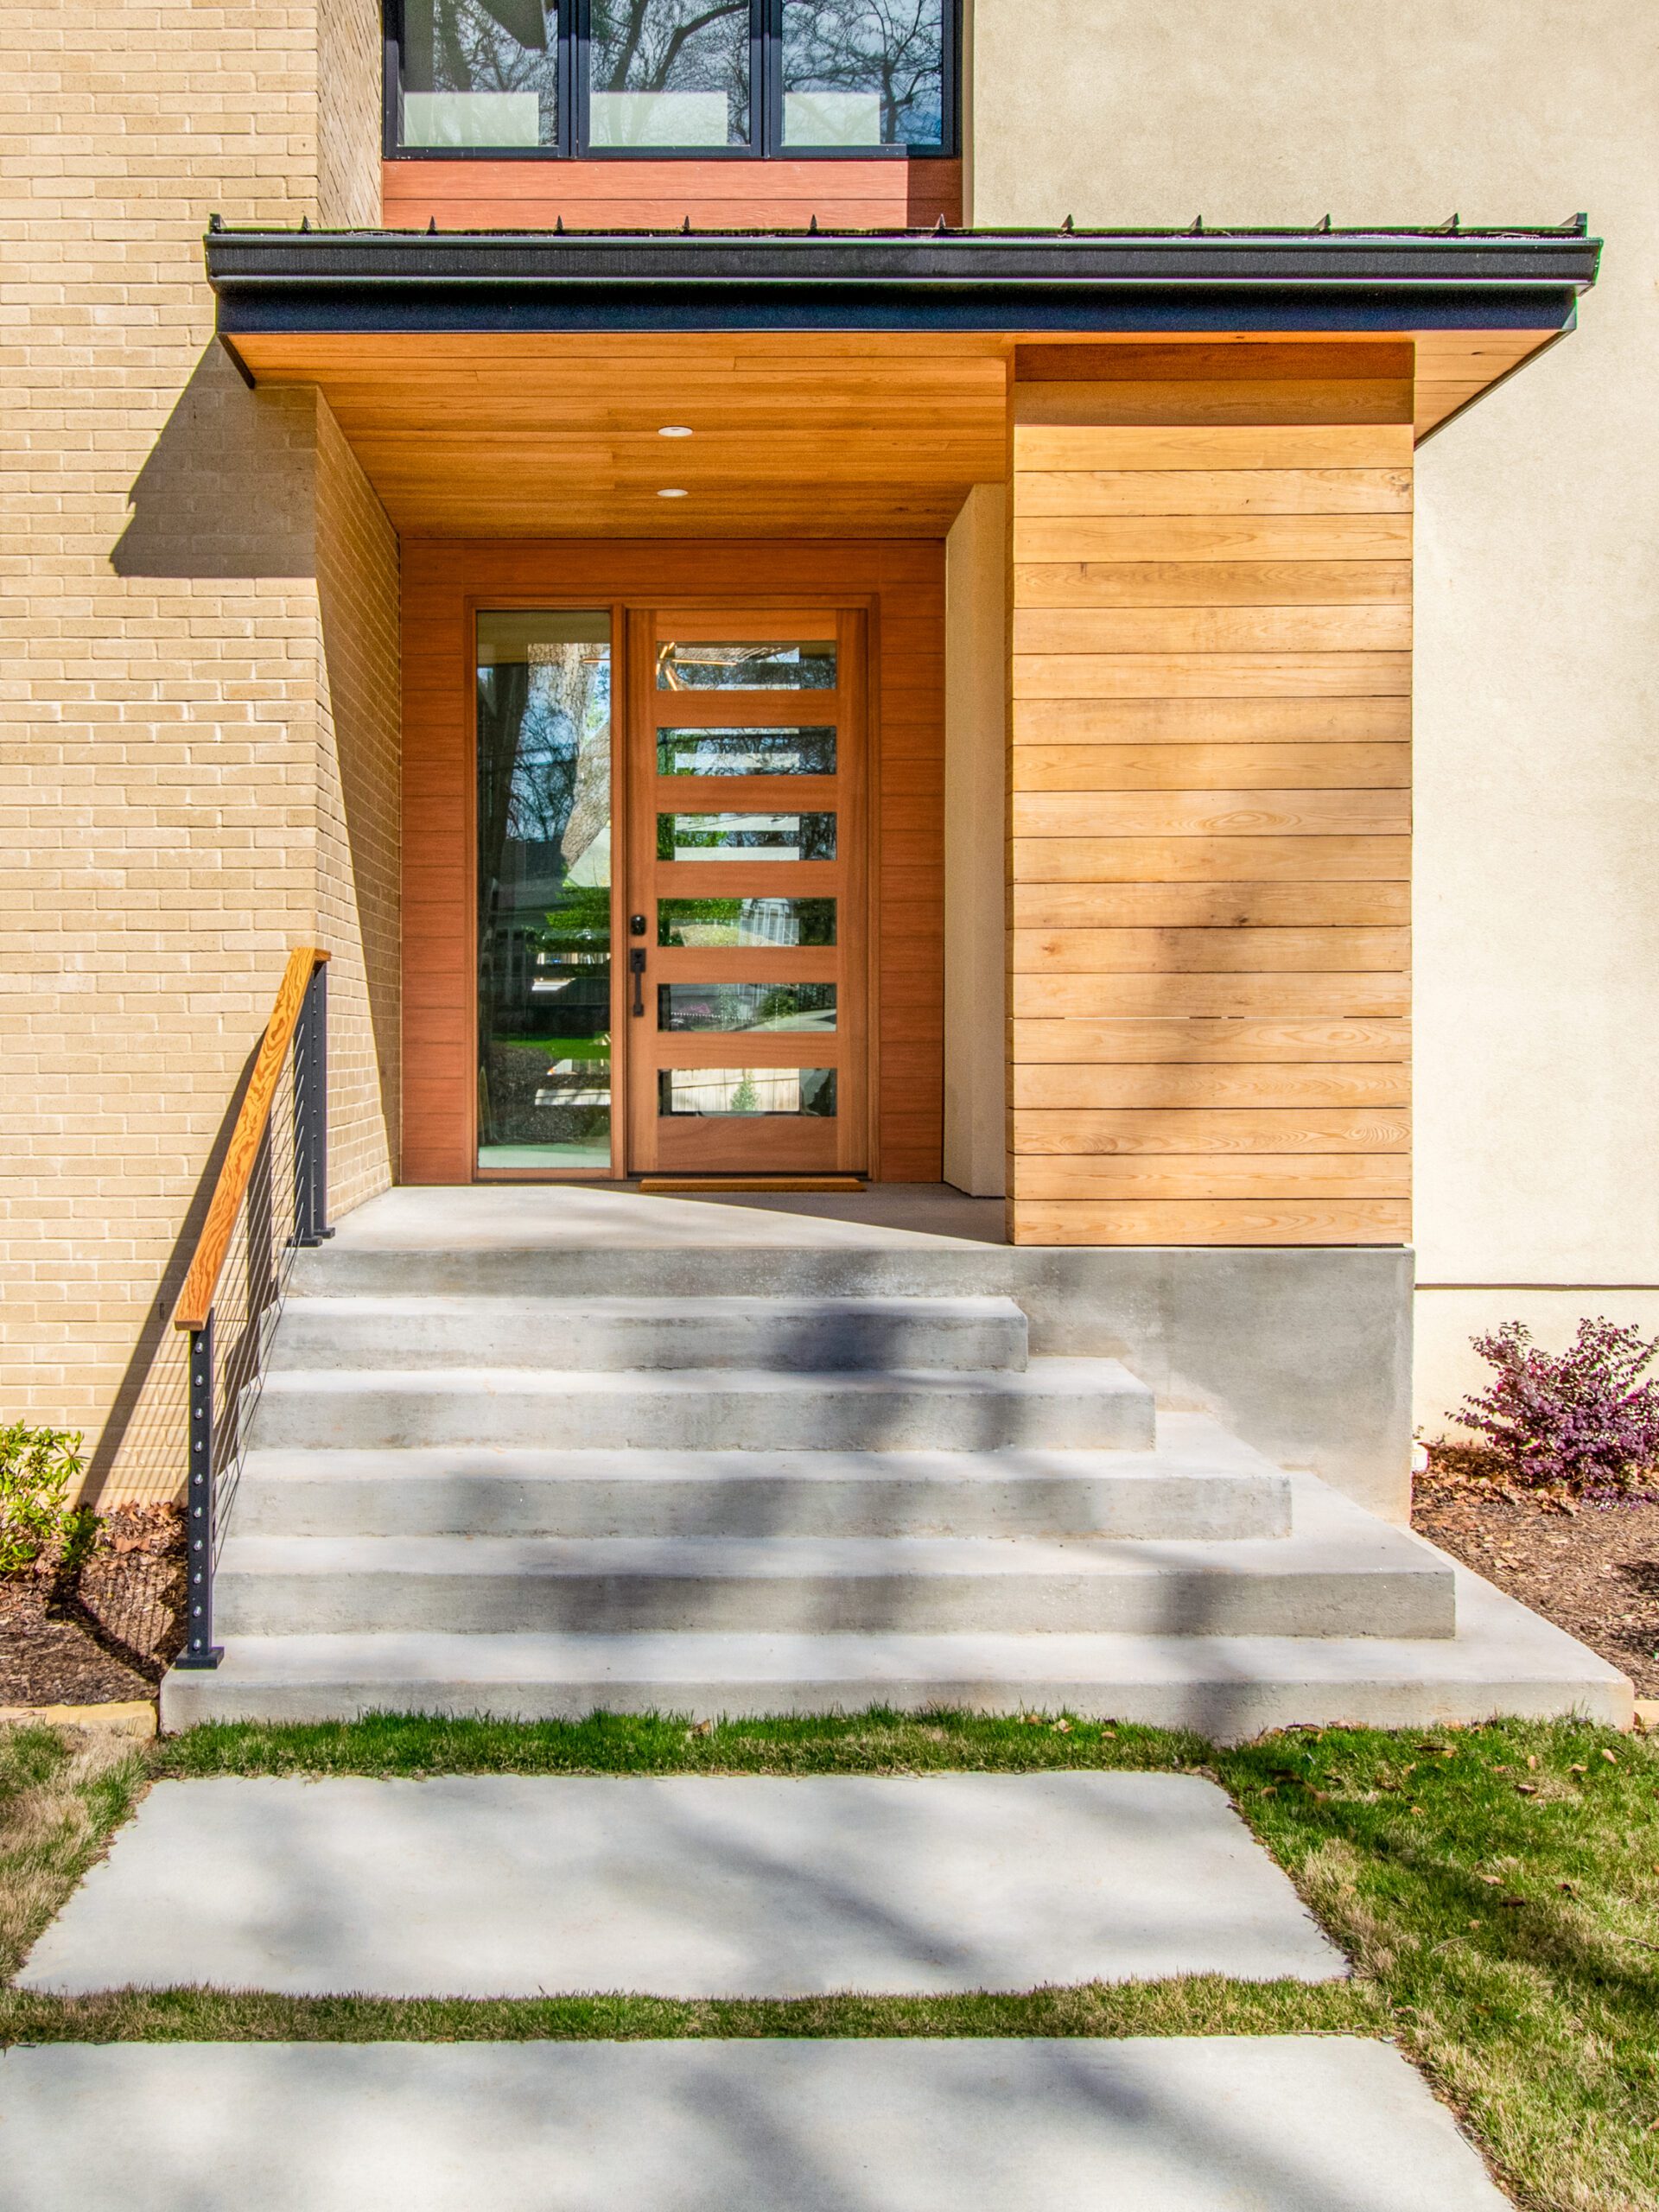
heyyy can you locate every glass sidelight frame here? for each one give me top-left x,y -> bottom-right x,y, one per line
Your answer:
468,593 -> 873,1182
474,607 -> 620,1179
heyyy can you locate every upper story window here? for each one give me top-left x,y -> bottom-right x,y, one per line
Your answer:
386,1 -> 957,158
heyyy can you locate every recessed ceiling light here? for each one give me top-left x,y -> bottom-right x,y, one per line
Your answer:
658,487 -> 690,499
658,425 -> 693,438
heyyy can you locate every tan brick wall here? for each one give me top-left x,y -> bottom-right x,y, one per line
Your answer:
315,397 -> 403,1211
0,1 -> 394,1501
320,0 -> 385,228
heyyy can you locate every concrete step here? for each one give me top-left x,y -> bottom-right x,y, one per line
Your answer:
292,1242 -> 1018,1302
268,1294 -> 1030,1375
229,1414 -> 1291,1543
166,1561 -> 1633,1742
213,1478 -> 1453,1639
246,1357 -> 1155,1455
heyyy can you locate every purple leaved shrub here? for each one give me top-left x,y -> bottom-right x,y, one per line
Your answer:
1452,1317 -> 1659,1495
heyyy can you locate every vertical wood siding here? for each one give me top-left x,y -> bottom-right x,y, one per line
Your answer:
1007,414 -> 1413,1246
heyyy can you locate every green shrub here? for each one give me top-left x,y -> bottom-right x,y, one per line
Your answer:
0,1423 -> 84,1573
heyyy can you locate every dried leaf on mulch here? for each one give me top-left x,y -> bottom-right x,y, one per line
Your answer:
0,1505 -> 183,1707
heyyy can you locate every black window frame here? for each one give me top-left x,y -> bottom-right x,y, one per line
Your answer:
383,0 -> 960,162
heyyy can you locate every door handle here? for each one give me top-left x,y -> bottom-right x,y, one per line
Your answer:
630,947 -> 646,1017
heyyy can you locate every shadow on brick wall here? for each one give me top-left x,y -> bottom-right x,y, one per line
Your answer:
111,346 -> 317,579
81,1037 -> 262,1510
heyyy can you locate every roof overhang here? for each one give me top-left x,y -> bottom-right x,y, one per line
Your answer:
202,223 -> 1599,537
207,223 -> 1599,339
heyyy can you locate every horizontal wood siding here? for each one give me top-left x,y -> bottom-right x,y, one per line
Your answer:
384,158 -> 961,233
1007,410 -> 1412,1248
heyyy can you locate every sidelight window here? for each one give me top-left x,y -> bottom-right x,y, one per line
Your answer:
387,1 -> 957,158
475,610 -> 614,1173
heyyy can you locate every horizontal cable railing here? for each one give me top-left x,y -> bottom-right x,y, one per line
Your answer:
173,949 -> 331,1670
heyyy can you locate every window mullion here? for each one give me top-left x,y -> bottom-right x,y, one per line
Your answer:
557,0 -> 575,158
569,0 -> 588,157
759,0 -> 780,161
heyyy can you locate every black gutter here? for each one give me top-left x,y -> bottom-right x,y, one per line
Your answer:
206,225 -> 1600,339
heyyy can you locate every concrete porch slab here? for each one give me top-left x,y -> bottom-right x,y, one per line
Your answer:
0,2038 -> 1511,2211
17,1772 -> 1343,1998
327,1183 -> 1006,1252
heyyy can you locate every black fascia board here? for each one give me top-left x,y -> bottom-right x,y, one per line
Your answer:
205,226 -> 1600,339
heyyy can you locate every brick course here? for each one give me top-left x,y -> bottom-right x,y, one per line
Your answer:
0,0 -> 397,1500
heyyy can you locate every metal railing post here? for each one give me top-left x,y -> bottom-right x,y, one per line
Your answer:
294,957 -> 333,1248
176,1313 -> 224,1670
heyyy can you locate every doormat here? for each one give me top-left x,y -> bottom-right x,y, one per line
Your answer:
639,1177 -> 867,1195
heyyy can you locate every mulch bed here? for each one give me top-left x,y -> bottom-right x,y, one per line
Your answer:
1413,1446 -> 1659,1695
0,1506 -> 184,1708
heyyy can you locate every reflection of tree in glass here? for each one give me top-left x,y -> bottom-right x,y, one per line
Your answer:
477,641 -> 611,1143
503,650 -> 611,874
785,0 -> 943,143
541,885 -> 611,948
590,0 -> 749,111
407,0 -> 553,93
658,898 -> 836,947
657,641 -> 836,690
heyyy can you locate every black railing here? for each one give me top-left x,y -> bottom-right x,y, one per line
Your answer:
174,949 -> 331,1670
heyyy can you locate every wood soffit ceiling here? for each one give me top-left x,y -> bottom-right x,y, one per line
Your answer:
226,327 -> 1567,540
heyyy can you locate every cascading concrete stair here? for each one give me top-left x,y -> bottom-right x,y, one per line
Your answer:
162,1237 -> 1629,1738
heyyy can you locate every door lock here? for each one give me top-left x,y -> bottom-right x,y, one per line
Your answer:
629,946 -> 646,1017
629,913 -> 647,936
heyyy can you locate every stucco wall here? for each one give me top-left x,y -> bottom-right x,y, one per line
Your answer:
0,0 -> 395,1498
944,482 -> 1009,1196
969,0 -> 1659,1431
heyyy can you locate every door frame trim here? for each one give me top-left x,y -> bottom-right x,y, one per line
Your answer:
400,538 -> 944,1190
465,580 -> 881,1184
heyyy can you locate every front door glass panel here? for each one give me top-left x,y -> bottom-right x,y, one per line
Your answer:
657,811 -> 836,861
658,728 -> 836,776
658,1068 -> 837,1116
657,896 -> 836,947
658,982 -> 836,1033
632,610 -> 862,1175
475,611 -> 613,1173
657,639 -> 836,690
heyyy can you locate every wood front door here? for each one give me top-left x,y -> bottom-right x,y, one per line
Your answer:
624,606 -> 868,1175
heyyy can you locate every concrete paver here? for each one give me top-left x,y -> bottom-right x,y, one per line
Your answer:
0,2038 -> 1511,2211
18,1771 -> 1343,1997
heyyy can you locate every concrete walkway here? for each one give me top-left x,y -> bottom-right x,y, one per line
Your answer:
0,2039 -> 1511,2211
18,1772 -> 1343,1997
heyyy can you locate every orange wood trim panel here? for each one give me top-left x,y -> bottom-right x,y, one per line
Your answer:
401,541 -> 943,1185
174,948 -> 330,1331
383,158 -> 962,234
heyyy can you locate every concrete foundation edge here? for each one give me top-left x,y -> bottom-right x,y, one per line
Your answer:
1006,1245 -> 1414,1522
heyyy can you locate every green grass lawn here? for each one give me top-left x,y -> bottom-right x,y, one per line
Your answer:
3,1709 -> 1656,2212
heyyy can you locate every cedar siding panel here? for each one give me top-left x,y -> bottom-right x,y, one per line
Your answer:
1007,409 -> 1411,1248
